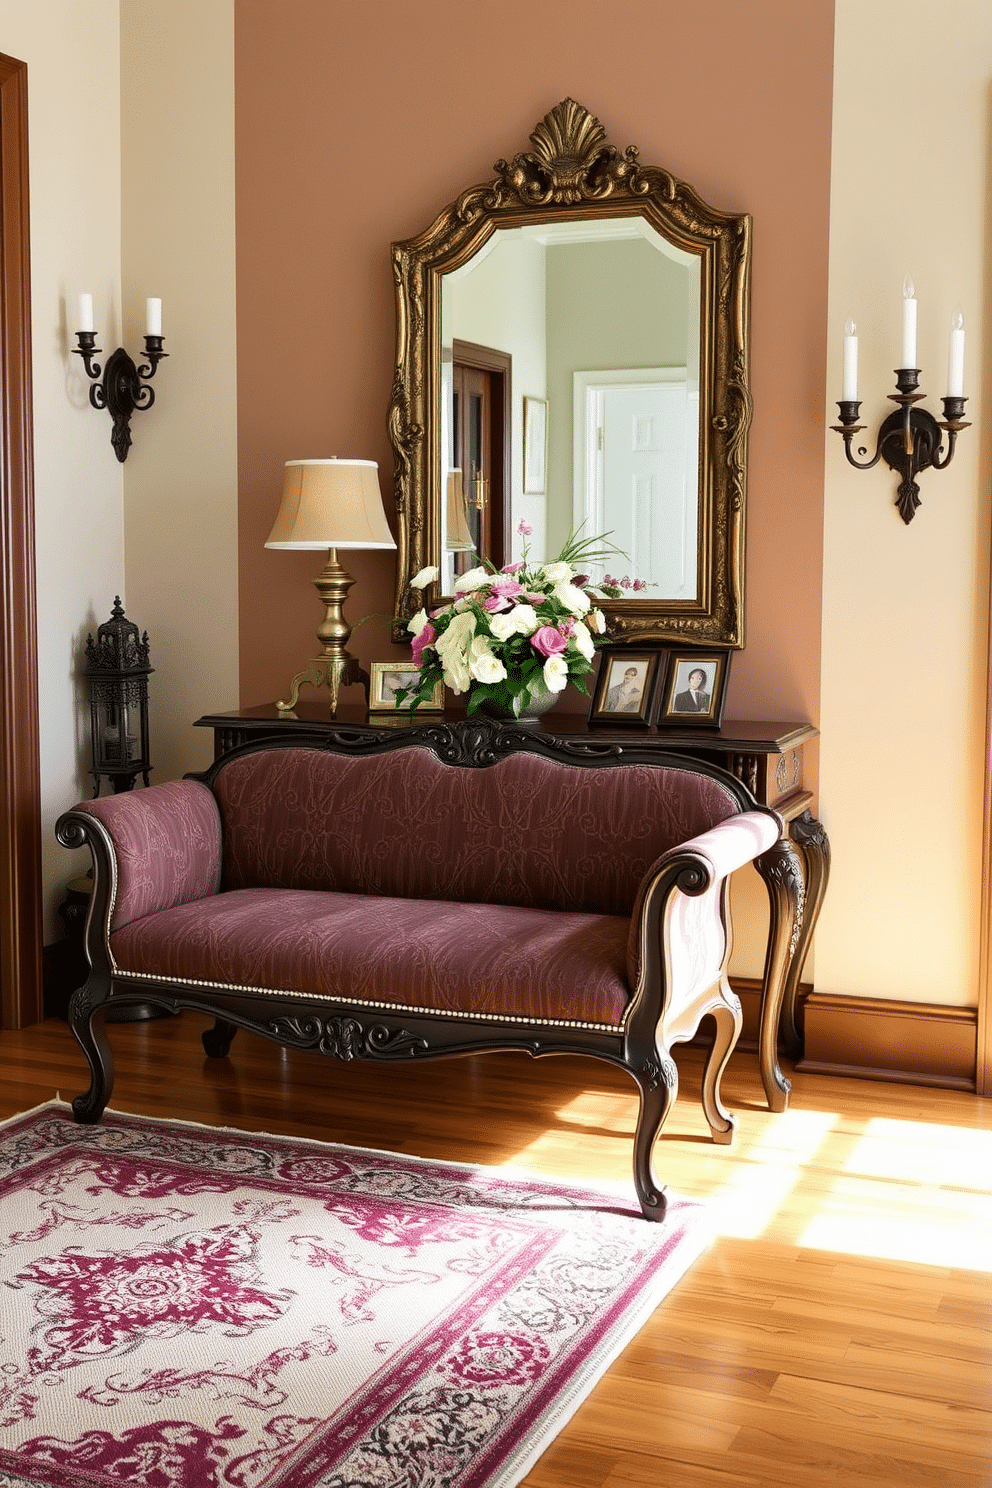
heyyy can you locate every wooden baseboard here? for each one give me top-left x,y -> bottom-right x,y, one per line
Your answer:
795,991 -> 977,1092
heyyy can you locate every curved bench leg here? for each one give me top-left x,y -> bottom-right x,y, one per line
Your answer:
202,1018 -> 239,1059
701,993 -> 742,1145
754,837 -> 806,1113
68,983 -> 115,1124
631,1056 -> 677,1221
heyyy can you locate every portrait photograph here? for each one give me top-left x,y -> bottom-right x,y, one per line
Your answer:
368,663 -> 444,713
656,650 -> 731,728
589,649 -> 661,725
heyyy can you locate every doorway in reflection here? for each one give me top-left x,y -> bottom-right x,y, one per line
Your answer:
446,341 -> 510,583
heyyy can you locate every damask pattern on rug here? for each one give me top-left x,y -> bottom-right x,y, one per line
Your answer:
0,1104 -> 710,1488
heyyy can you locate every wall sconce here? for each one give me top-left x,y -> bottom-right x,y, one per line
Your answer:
832,279 -> 969,523
73,295 -> 168,462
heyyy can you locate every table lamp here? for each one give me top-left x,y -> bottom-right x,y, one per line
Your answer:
265,458 -> 396,714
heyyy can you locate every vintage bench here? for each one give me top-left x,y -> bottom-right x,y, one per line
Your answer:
57,721 -> 783,1219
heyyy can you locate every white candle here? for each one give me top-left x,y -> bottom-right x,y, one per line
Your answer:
947,310 -> 965,398
145,297 -> 162,337
843,318 -> 858,401
78,293 -> 94,333
901,275 -> 917,368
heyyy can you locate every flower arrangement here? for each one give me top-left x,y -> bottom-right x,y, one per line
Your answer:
397,522 -> 624,717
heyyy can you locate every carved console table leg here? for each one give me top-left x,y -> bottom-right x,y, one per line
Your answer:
753,837 -> 806,1113
779,810 -> 832,1060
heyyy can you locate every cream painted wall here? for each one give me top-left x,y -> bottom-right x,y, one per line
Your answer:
0,2 -> 125,936
120,1 -> 239,785
817,0 -> 992,1006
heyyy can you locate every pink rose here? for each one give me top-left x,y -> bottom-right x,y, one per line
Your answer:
411,621 -> 436,662
500,562 -> 524,574
491,578 -> 524,598
531,625 -> 568,659
484,595 -> 510,612
525,592 -> 545,605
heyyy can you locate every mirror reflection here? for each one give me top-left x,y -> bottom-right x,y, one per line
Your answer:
440,217 -> 701,598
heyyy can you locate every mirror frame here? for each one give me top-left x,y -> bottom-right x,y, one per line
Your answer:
389,99 -> 751,647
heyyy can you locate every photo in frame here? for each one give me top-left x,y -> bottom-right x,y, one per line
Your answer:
655,650 -> 732,728
523,397 -> 548,495
368,662 -> 444,714
589,648 -> 662,725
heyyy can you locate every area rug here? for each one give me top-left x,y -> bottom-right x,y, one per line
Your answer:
0,1102 -> 710,1488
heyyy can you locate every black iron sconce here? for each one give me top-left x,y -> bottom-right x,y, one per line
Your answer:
84,598 -> 153,795
832,284 -> 969,524
72,296 -> 168,462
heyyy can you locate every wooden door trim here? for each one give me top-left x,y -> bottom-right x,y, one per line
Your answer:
453,339 -> 511,569
0,52 -> 43,1028
978,569 -> 992,1094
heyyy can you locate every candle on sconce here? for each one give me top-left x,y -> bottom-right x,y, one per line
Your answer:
145,298 -> 162,337
948,310 -> 965,398
78,294 -> 94,334
842,318 -> 858,401
901,275 -> 917,369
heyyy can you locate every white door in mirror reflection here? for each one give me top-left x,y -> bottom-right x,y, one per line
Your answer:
576,370 -> 698,600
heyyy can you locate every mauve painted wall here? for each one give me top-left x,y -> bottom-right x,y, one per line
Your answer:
234,0 -> 833,732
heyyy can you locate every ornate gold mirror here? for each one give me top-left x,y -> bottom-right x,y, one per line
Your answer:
389,99 -> 751,646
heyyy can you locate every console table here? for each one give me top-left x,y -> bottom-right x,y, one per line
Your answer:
195,704 -> 828,1114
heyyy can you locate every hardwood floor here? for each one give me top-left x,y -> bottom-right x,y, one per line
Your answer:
0,1014 -> 988,1486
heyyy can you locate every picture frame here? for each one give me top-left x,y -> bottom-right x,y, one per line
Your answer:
588,649 -> 662,725
523,396 -> 548,495
655,650 -> 732,728
368,662 -> 444,714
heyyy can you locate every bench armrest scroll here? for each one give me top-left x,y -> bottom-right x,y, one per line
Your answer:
57,780 -> 223,933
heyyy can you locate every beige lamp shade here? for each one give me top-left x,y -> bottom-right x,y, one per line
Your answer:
265,458 -> 396,551
445,468 -> 475,551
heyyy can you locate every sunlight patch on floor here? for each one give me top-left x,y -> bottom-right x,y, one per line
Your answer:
798,1180 -> 992,1270
840,1117 -> 992,1190
707,1108 -> 837,1239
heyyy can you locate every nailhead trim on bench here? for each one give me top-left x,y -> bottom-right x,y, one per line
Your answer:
109,966 -> 627,1035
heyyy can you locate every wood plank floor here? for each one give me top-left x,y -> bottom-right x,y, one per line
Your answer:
0,1015 -> 988,1486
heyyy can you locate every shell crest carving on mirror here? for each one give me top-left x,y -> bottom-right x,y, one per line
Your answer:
491,98 -> 669,207
389,101 -> 752,645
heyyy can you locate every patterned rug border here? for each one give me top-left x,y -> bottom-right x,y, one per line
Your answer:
5,1097 -> 684,1217
0,1101 -> 713,1488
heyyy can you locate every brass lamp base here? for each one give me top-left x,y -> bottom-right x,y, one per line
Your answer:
276,548 -> 370,715
277,653 -> 369,714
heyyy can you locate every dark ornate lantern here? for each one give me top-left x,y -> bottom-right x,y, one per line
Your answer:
84,597 -> 153,795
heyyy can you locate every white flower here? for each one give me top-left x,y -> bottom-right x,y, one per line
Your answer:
469,635 -> 507,684
543,654 -> 570,692
407,607 -> 430,638
488,604 -> 539,641
540,561 -> 573,584
587,608 -> 606,635
453,565 -> 490,594
553,581 -> 591,616
434,611 -> 476,693
571,623 -> 595,661
410,566 -> 439,589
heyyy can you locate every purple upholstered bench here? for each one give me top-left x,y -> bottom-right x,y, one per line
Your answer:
57,723 -> 782,1220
